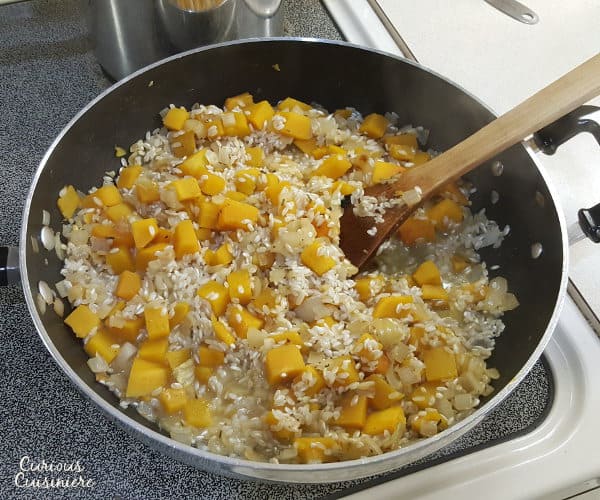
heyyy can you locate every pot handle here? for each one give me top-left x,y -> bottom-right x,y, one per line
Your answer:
533,105 -> 600,245
0,246 -> 20,286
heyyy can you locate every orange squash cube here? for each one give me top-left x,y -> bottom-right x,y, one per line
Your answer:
245,146 -> 264,167
292,365 -> 325,396
227,304 -> 264,338
334,393 -> 368,430
359,113 -> 389,139
106,246 -> 135,274
125,358 -> 170,397
135,178 -> 161,203
179,149 -> 209,178
197,201 -> 221,230
329,356 -> 360,388
413,260 -> 442,286
366,374 -> 397,410
138,338 -> 169,364
173,219 -> 200,260
131,218 -> 159,249
170,130 -> 195,158
277,97 -> 312,112
117,165 -> 143,190
165,348 -> 191,369
224,92 -> 253,110
226,269 -> 252,305
105,203 -> 132,222
200,173 -> 226,196
84,328 -> 120,363
300,240 -> 336,276
57,185 -> 81,219
169,302 -> 190,329
265,344 -> 305,385
275,112 -> 312,140
294,437 -> 337,464
372,295 -> 414,318
372,161 -> 406,183
313,156 -> 352,179
144,306 -> 170,340
135,243 -> 168,272
183,398 -> 212,428
398,217 -> 436,245
115,270 -> 141,300
94,185 -> 122,207
197,281 -> 229,316
222,112 -> 250,137
216,199 -> 259,231
427,198 -> 464,226
159,387 -> 188,414
163,107 -> 190,131
423,347 -> 458,381
363,406 -> 406,436
245,100 -> 275,129
198,345 -> 225,368
171,177 -> 202,201
211,316 -> 236,345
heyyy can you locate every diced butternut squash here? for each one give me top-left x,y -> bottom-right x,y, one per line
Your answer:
421,284 -> 448,301
234,168 -> 260,195
264,174 -> 290,206
301,240 -> 336,276
246,100 -> 275,129
198,201 -> 220,230
183,398 -> 212,428
408,325 -> 426,352
152,227 -> 172,245
275,112 -> 312,140
245,146 -> 264,167
224,92 -> 253,110
138,338 -> 169,364
264,410 -> 296,441
334,393 -> 368,430
131,218 -> 159,249
159,387 -> 188,414
106,246 -> 135,274
389,144 -> 416,162
57,185 -> 81,219
363,406 -> 406,436
171,177 -> 202,201
294,437 -> 337,464
94,185 -> 122,207
398,217 -> 436,245
441,182 -> 469,206
427,198 -> 464,226
212,316 -> 236,345
195,227 -> 212,241
91,223 -> 117,239
412,151 -> 430,165
200,173 -> 226,196
359,113 -> 389,139
294,138 -> 318,155
292,365 -> 325,396
198,345 -> 225,368
372,295 -> 414,319
329,180 -> 356,196
277,97 -> 311,112
313,156 -> 352,179
105,203 -> 132,222
173,219 -> 199,260
251,288 -> 278,311
117,166 -> 143,190
169,302 -> 190,329
163,107 -> 190,131
170,130 -> 195,158
114,228 -> 137,249
165,348 -> 191,369
227,304 -> 264,339
125,358 -> 169,397
204,243 -> 233,266
205,117 -> 224,138
227,269 -> 252,305
423,347 -> 458,381
84,328 -> 120,363
265,344 -> 306,385
135,178 -> 161,203
217,199 -> 259,231
355,275 -> 386,302
372,161 -> 406,183
135,243 -> 168,272
383,133 -> 418,149
410,382 -> 438,410
50,306 -> 72,335
197,282 -> 229,316
144,306 -> 170,340
115,270 -> 141,300
195,366 -> 213,384
271,330 -> 303,348
329,355 -> 360,387
413,260 -> 442,286
411,408 -> 448,435
366,374 -> 397,410
222,112 -> 250,137
109,316 -> 144,343
370,353 -> 390,375
179,149 -> 209,178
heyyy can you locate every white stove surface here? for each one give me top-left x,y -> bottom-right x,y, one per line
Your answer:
323,1 -> 600,498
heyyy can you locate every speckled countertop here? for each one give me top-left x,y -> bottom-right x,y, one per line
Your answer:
0,1 -> 551,498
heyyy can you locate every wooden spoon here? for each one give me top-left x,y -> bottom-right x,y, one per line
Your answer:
340,52 -> 600,270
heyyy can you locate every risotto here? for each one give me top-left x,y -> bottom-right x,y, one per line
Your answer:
52,93 -> 518,464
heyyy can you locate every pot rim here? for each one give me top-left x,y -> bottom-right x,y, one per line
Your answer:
19,37 -> 569,482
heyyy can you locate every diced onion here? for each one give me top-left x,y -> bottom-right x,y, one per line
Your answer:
87,355 -> 109,374
41,226 -> 55,250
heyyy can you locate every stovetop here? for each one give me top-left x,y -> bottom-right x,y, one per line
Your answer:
0,1 -> 576,498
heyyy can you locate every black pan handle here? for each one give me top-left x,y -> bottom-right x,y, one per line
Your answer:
533,105 -> 600,245
0,246 -> 20,286
533,105 -> 600,155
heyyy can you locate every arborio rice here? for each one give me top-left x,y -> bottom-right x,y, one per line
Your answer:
54,93 -> 518,464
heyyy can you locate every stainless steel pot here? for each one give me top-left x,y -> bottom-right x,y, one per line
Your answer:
0,38 -> 585,482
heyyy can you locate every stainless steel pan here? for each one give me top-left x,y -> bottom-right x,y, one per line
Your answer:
0,38 -> 591,482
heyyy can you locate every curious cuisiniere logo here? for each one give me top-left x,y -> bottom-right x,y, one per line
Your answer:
14,456 -> 95,490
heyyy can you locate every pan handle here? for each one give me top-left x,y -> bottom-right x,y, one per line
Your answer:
0,246 -> 20,286
533,105 -> 600,245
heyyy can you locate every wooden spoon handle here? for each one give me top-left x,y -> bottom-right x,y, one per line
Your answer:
385,52 -> 600,199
